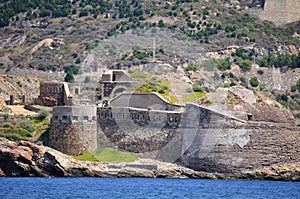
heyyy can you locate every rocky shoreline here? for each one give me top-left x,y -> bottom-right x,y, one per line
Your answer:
0,138 -> 299,181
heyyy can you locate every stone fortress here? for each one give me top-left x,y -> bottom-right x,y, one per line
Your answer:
44,69 -> 300,175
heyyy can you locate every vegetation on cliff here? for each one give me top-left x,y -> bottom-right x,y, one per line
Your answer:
0,0 -> 299,72
74,148 -> 138,163
0,110 -> 50,142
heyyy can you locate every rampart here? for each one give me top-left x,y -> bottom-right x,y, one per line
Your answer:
49,103 -> 300,176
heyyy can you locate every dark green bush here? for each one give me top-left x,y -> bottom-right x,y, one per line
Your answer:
250,76 -> 259,87
37,109 -> 50,121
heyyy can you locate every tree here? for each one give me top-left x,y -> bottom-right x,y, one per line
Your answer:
158,20 -> 165,28
79,9 -> 88,17
250,76 -> 259,87
193,85 -> 204,92
75,57 -> 81,64
37,109 -> 49,121
65,71 -> 75,83
217,58 -> 231,71
238,60 -> 252,71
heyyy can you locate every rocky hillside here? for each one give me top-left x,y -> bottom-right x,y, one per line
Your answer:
0,1 -> 298,124
0,0 -> 299,72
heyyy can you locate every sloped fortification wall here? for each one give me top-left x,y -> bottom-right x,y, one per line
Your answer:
260,0 -> 300,26
177,105 -> 300,176
49,106 -> 97,156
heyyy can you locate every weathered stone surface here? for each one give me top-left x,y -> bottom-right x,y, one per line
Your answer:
241,164 -> 300,181
0,139 -> 299,180
49,106 -> 98,156
0,139 -> 215,179
0,96 -> 5,111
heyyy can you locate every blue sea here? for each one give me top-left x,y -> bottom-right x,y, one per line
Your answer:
0,178 -> 299,199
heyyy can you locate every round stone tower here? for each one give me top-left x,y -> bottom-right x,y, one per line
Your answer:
49,106 -> 97,156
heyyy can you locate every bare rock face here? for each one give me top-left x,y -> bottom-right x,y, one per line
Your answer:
0,138 -> 299,181
0,138 -> 216,179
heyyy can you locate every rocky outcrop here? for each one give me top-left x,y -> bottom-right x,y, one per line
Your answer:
0,138 -> 215,179
0,138 -> 299,181
241,164 -> 300,181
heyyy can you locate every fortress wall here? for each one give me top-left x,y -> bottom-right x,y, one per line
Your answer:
97,123 -> 178,154
96,104 -> 246,162
48,103 -> 300,176
176,104 -> 300,176
49,106 -> 97,156
184,123 -> 300,176
97,107 -> 181,154
38,82 -> 65,106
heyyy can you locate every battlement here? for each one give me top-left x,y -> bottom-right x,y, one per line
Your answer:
52,106 -> 97,124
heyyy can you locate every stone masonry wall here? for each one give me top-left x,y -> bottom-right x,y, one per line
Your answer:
49,106 -> 97,156
177,104 -> 300,176
97,107 -> 181,153
49,103 -> 300,176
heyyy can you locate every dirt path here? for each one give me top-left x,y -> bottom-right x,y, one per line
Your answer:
5,105 -> 37,116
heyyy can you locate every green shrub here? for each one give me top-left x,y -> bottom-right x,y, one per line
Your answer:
291,85 -> 297,92
238,60 -> 252,71
276,94 -> 288,102
37,109 -> 49,121
75,57 -> 81,64
185,64 -> 200,72
1,122 -> 13,128
19,120 -> 35,133
217,58 -> 231,71
250,76 -> 259,87
193,85 -> 204,92
257,70 -> 264,75
65,71 -> 75,83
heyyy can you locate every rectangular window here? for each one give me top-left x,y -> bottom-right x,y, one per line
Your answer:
72,116 -> 78,122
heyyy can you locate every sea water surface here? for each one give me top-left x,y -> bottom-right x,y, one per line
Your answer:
0,178 -> 299,199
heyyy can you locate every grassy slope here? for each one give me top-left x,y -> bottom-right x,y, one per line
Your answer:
183,91 -> 207,103
74,148 -> 138,163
